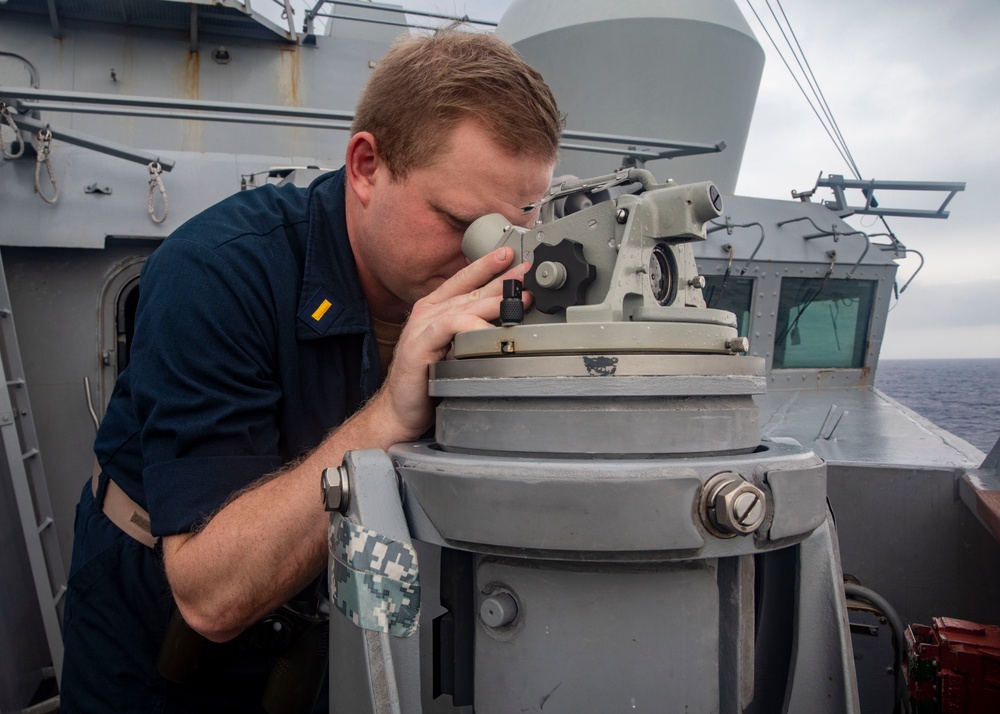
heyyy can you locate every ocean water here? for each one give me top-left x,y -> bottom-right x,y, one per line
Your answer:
875,358 -> 1000,454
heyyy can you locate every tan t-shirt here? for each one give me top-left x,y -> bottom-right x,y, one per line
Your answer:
372,316 -> 404,380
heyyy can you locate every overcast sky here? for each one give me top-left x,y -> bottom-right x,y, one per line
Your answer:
295,0 -> 1000,360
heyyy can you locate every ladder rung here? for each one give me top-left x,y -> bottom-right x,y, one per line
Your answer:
37,516 -> 54,533
22,448 -> 39,460
7,378 -> 25,387
0,308 -> 10,317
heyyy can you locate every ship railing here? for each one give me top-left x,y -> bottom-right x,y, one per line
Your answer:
302,0 -> 498,37
794,173 -> 966,220
0,86 -> 726,172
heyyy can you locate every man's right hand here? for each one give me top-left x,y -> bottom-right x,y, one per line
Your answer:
365,245 -> 531,444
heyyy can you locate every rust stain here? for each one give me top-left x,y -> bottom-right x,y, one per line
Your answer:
183,50 -> 201,98
278,47 -> 303,153
278,47 -> 302,106
179,51 -> 202,150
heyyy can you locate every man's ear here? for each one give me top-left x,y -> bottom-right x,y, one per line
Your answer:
345,131 -> 381,207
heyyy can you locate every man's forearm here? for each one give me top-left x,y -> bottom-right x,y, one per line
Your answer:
162,248 -> 522,643
162,395 -> 402,643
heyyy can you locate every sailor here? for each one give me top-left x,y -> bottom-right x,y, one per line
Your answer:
60,28 -> 561,713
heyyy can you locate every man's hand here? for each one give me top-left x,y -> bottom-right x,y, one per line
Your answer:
164,245 -> 529,643
367,245 -> 530,442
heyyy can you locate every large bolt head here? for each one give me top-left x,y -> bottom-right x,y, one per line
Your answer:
321,465 -> 350,513
701,472 -> 766,537
714,480 -> 766,535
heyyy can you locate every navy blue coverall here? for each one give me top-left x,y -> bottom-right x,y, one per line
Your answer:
61,169 -> 380,713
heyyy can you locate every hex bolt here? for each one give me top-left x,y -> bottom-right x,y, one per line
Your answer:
480,592 -> 518,628
321,465 -> 350,513
701,472 -> 767,537
713,480 -> 766,535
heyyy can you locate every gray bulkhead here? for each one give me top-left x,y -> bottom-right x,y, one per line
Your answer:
0,0 -> 403,577
0,1 -> 403,707
0,0 -> 997,711
690,194 -> 1000,630
505,0 -> 1000,650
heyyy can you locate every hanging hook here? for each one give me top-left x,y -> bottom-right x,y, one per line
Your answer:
147,160 -> 169,224
34,126 -> 58,204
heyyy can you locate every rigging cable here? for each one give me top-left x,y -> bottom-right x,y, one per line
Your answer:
771,0 -> 862,180
744,0 -> 902,282
742,0 -> 857,176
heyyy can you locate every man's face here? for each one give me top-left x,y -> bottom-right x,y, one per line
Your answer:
350,119 -> 554,321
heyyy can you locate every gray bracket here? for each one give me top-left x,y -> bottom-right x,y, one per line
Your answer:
812,174 -> 966,219
784,514 -> 861,712
328,449 -> 422,714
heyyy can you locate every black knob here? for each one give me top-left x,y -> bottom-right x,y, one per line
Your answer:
524,239 -> 596,314
500,279 -> 524,326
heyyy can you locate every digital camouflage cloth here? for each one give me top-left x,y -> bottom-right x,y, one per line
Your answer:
329,515 -> 420,637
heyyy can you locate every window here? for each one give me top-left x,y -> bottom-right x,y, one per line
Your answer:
704,276 -> 753,337
773,278 -> 876,369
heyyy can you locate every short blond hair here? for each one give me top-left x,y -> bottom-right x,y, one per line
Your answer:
352,28 -> 563,177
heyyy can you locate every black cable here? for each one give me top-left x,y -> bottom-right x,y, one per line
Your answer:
743,1 -> 856,172
773,0 -> 861,179
843,583 -> 912,714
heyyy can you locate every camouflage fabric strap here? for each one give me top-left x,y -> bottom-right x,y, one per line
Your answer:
330,515 -> 420,638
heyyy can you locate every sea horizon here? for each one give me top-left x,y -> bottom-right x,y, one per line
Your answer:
875,357 -> 1000,453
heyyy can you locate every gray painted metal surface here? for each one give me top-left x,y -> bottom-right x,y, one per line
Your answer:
328,450 -> 421,714
0,250 -> 66,692
3,245 -> 159,575
0,434 -> 51,712
475,559 -> 721,712
325,426 -> 851,711
391,440 -> 826,557
499,0 -> 764,193
0,1 -> 994,712
783,516 -> 861,712
438,293 -> 765,455
329,423 -> 849,710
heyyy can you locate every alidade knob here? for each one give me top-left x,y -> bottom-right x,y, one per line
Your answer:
524,239 -> 595,314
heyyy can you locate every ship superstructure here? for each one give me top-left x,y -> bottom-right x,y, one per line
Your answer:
0,1 -> 997,712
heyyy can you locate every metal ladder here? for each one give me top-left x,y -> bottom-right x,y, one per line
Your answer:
0,252 -> 66,689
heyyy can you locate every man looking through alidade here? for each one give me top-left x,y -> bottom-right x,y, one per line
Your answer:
61,28 -> 561,713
